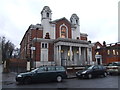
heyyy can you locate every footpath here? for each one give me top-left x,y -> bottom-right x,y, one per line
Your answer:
0,65 -> 2,90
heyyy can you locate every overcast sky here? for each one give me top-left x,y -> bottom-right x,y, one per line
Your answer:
0,0 -> 119,48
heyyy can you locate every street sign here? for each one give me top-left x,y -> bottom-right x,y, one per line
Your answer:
31,47 -> 36,50
95,55 -> 102,58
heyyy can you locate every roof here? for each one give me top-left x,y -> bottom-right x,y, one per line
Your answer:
20,24 -> 43,45
41,6 -> 52,14
80,33 -> 88,37
50,17 -> 77,28
51,17 -> 72,24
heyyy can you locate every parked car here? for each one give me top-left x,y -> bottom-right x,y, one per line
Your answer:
107,62 -> 120,75
16,66 -> 67,84
76,65 -> 107,79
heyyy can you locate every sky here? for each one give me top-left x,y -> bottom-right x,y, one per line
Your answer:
0,0 -> 119,48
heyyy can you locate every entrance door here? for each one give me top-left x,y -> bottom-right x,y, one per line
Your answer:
97,58 -> 100,65
41,49 -> 48,65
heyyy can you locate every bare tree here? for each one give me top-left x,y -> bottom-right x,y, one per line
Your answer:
1,36 -> 15,72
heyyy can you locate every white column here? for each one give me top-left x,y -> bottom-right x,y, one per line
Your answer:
100,58 -> 102,65
58,45 -> 61,66
83,48 -> 86,65
27,61 -> 30,71
87,48 -> 90,65
96,58 -> 98,65
56,46 -> 59,65
89,47 -> 93,65
79,47 -> 81,65
70,46 -> 72,61
54,45 -> 57,65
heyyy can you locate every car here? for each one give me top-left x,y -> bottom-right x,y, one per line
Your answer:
16,66 -> 67,84
106,62 -> 120,75
76,65 -> 107,79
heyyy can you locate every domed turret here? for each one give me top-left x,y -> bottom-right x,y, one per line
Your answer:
70,14 -> 79,25
41,6 -> 52,20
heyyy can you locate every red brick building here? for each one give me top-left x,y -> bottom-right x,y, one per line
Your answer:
20,6 -> 92,69
92,41 -> 120,65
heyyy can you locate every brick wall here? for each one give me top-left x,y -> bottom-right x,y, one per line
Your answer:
20,29 -> 43,61
48,43 -> 54,61
92,42 -> 120,64
34,42 -> 41,61
80,36 -> 87,41
55,19 -> 72,39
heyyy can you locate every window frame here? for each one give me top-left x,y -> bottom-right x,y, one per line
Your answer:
41,42 -> 48,49
59,24 -> 68,38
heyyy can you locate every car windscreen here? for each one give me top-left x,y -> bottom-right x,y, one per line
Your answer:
31,68 -> 39,72
87,66 -> 94,70
84,65 -> 91,70
113,62 -> 120,66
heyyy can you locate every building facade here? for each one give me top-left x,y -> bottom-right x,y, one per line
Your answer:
20,6 -> 92,68
92,41 -> 120,65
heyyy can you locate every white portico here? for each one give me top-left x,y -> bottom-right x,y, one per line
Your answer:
54,38 -> 92,66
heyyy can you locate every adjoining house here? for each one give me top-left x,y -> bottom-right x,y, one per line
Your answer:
92,41 -> 120,65
20,6 -> 93,69
0,42 -> 2,64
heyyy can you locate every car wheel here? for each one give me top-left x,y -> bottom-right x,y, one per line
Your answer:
107,72 -> 110,75
56,76 -> 62,82
104,72 -> 107,77
24,77 -> 31,84
88,74 -> 92,79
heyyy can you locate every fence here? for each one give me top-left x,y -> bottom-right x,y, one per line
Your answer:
9,58 -> 27,73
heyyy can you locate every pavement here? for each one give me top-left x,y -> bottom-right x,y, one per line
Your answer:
0,65 -> 2,90
2,72 -> 17,85
67,73 -> 76,79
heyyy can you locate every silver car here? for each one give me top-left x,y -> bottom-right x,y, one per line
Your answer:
107,62 -> 120,75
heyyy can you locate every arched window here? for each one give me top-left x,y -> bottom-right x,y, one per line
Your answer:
60,26 -> 67,38
107,50 -> 110,55
47,13 -> 49,17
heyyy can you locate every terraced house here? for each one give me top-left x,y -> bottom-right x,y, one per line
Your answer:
92,41 -> 120,65
20,6 -> 92,69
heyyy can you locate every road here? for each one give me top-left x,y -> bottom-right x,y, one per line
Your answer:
0,65 -> 2,90
2,75 -> 119,89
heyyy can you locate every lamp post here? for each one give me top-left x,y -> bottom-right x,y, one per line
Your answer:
30,46 -> 35,69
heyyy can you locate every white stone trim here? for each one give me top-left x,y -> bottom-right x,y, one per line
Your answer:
58,45 -> 61,65
55,41 -> 89,47
59,23 -> 68,38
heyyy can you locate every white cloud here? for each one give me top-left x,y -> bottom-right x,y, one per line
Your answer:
0,0 -> 119,48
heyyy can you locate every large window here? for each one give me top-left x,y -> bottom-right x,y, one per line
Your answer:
60,26 -> 67,38
113,50 -> 116,55
107,50 -> 110,55
47,13 -> 49,17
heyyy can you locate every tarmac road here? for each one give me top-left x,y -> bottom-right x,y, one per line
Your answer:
2,72 -> 119,89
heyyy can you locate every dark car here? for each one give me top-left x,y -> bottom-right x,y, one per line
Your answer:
107,62 -> 120,75
16,66 -> 67,84
76,65 -> 107,79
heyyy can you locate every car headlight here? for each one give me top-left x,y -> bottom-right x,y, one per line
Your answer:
82,71 -> 87,74
17,75 -> 22,77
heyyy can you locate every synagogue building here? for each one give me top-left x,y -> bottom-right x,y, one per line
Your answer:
20,6 -> 93,69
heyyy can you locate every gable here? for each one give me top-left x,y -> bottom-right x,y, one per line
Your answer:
55,18 -> 72,39
52,17 -> 71,25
